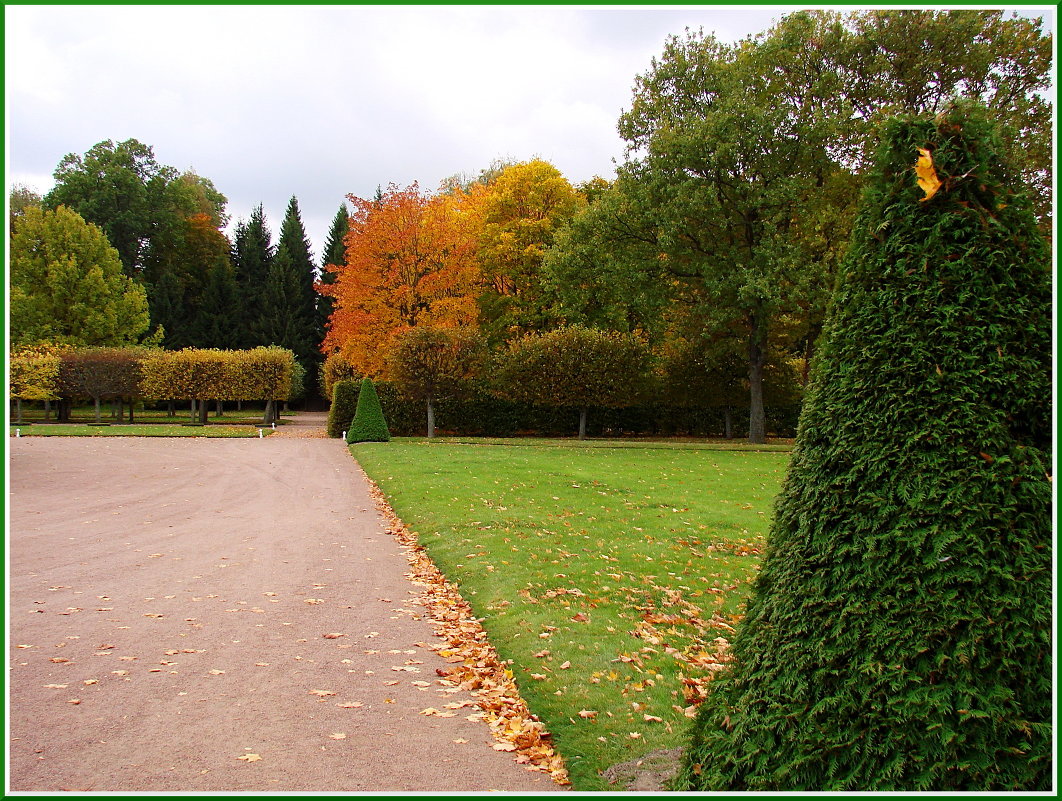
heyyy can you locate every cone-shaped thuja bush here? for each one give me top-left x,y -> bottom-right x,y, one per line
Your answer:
346,378 -> 390,443
679,104 -> 1052,791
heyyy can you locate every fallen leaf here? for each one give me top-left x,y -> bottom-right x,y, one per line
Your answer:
329,732 -> 347,739
255,662 -> 269,667
236,754 -> 262,762
533,650 -> 550,658
50,658 -> 71,664
578,710 -> 597,719
304,599 -> 325,605
323,633 -> 346,639
208,669 -> 225,675
643,714 -> 664,723
337,702 -> 364,708
492,742 -> 518,752
310,689 -> 337,697
559,661 -> 571,670
529,673 -> 547,680
83,679 -> 99,685
453,738 -> 469,744
68,698 -> 81,705
44,684 -> 68,689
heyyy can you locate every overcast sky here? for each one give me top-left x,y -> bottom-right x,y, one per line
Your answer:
5,5 -> 1056,260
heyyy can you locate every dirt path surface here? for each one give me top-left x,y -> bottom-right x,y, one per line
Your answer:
7,432 -> 562,793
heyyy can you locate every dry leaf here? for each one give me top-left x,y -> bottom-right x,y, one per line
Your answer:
68,698 -> 81,705
83,679 -> 99,685
208,669 -> 225,675
643,714 -> 664,723
492,742 -> 518,752
304,598 -> 325,605
337,702 -> 364,708
310,689 -> 336,697
529,673 -> 547,680
323,633 -> 346,639
915,147 -> 942,201
453,738 -> 469,744
559,661 -> 571,670
44,684 -> 68,689
578,710 -> 597,719
236,753 -> 262,762
328,732 -> 347,740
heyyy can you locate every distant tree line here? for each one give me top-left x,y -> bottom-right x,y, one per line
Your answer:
10,10 -> 1051,441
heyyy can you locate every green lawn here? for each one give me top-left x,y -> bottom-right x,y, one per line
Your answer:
9,423 -> 268,437
351,438 -> 790,790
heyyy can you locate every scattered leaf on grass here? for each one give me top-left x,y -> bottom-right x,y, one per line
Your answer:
578,710 -> 597,719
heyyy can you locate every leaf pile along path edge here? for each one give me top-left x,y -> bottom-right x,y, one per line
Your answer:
360,466 -> 572,787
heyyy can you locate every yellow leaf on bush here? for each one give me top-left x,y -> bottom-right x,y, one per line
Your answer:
915,147 -> 942,201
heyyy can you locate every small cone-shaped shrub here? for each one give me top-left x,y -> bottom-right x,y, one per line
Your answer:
346,378 -> 390,443
679,104 -> 1052,791
326,379 -> 360,439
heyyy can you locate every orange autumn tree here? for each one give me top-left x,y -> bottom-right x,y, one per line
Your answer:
320,182 -> 479,377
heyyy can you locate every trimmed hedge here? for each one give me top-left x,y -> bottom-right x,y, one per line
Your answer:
326,379 -> 360,438
679,105 -> 1053,791
346,378 -> 390,443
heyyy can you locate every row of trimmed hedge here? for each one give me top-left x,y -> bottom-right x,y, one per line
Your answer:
10,346 -> 297,424
327,378 -> 801,440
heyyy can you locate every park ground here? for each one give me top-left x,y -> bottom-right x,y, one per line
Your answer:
6,433 -> 563,792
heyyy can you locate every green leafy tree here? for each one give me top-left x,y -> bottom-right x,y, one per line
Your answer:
43,138 -> 176,276
9,346 -> 62,424
495,325 -> 653,440
11,206 -> 151,347
386,326 -> 486,438
679,105 -> 1052,791
346,378 -> 390,443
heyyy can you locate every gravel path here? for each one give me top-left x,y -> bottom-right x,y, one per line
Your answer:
7,431 -> 563,792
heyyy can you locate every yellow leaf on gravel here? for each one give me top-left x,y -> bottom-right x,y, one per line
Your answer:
236,754 -> 262,762
310,689 -> 336,697
915,147 -> 942,201
329,732 -> 347,739
492,742 -> 518,751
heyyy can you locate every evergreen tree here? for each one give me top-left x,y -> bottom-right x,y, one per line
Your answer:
190,260 -> 241,349
346,378 -> 390,443
268,196 -> 321,377
231,204 -> 274,348
679,105 -> 1052,791
318,203 -> 349,345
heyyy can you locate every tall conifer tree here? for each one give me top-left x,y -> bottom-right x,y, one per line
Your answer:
679,104 -> 1052,791
318,203 -> 349,347
231,204 -> 274,348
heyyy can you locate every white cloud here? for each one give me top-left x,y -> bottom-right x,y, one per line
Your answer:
6,4 -> 1054,255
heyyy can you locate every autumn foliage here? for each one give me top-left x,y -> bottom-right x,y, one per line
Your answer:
320,183 -> 480,377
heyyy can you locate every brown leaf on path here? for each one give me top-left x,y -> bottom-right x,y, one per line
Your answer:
323,633 -> 346,639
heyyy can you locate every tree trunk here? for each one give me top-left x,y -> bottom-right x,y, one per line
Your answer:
748,316 -> 767,444
723,406 -> 734,439
44,399 -> 51,420
94,396 -> 102,424
578,408 -> 588,440
15,397 -> 22,425
167,400 -> 175,418
426,397 -> 436,439
263,399 -> 275,425
198,398 -> 209,425
128,398 -> 135,424
215,399 -> 223,418
58,399 -> 70,423
190,399 -> 197,421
